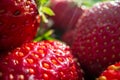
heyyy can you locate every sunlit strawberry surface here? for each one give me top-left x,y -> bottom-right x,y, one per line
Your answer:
0,0 -> 118,80
0,0 -> 40,51
0,40 -> 84,80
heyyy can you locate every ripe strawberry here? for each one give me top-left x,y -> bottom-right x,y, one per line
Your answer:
0,0 -> 40,51
50,0 -> 84,32
71,1 -> 120,79
0,40 -> 84,80
61,30 -> 75,46
97,62 -> 120,80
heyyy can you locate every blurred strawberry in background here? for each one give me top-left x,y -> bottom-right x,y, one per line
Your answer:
72,1 -> 120,79
44,0 -> 86,46
50,0 -> 84,32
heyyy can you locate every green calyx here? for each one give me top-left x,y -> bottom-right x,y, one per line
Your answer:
36,0 -> 55,23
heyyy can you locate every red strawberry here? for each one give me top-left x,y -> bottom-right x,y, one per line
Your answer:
50,0 -> 84,32
71,1 -> 120,79
61,30 -> 75,46
0,0 -> 40,51
0,40 -> 84,80
97,62 -> 120,80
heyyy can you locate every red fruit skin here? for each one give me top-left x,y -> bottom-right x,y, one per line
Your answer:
50,0 -> 84,32
97,62 -> 120,80
61,30 -> 75,46
72,1 -> 120,78
0,40 -> 84,80
0,0 -> 40,51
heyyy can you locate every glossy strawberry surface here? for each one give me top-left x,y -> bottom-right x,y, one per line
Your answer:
72,1 -> 120,78
0,0 -> 40,51
0,40 -> 84,80
97,62 -> 120,80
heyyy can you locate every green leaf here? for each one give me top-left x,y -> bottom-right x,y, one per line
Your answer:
34,29 -> 54,41
41,13 -> 48,23
37,0 -> 54,23
43,29 -> 54,37
36,0 -> 49,6
42,7 -> 55,16
40,0 -> 49,5
34,36 -> 43,42
44,37 -> 56,40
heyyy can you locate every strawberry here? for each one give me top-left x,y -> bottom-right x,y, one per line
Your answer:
0,40 -> 84,80
50,0 -> 84,32
97,62 -> 120,80
0,0 -> 40,51
61,30 -> 75,46
71,1 -> 120,79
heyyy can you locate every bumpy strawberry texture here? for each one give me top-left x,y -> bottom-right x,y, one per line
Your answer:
97,62 -> 120,80
0,0 -> 40,51
0,40 -> 84,80
72,1 -> 120,79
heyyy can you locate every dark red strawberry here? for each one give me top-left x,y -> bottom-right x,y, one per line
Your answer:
61,30 -> 75,46
0,40 -> 84,80
0,0 -> 40,51
71,1 -> 120,79
97,62 -> 120,80
50,0 -> 84,32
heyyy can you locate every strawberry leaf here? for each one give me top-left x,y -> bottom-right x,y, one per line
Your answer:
36,0 -> 49,7
40,0 -> 49,5
42,7 -> 55,16
36,0 -> 55,23
34,29 -> 54,41
41,13 -> 48,23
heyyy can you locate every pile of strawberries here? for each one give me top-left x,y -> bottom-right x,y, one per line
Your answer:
0,0 -> 120,80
